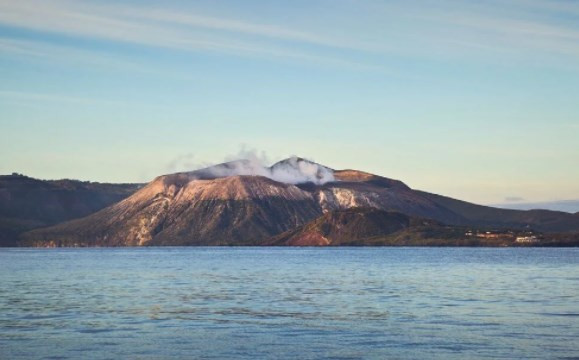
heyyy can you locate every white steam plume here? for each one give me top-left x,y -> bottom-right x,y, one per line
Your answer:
191,148 -> 335,185
268,156 -> 335,185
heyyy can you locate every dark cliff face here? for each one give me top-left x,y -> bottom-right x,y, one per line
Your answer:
0,174 -> 142,246
16,158 -> 579,247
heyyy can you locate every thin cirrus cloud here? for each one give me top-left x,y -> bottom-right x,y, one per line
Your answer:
0,37 -> 150,71
0,0 -> 578,69
444,15 -> 579,57
408,0 -> 579,59
0,90 -> 125,106
0,0 -> 372,68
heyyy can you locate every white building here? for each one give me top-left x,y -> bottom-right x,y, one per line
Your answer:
515,236 -> 539,244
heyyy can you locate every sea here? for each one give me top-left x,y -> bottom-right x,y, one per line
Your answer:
1,247 -> 578,359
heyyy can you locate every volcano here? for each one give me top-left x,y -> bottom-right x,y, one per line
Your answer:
21,157 -> 579,246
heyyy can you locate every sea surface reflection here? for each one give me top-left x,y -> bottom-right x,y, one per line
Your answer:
1,247 -> 578,359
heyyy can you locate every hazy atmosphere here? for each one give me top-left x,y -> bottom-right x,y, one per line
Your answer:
1,0 -> 578,205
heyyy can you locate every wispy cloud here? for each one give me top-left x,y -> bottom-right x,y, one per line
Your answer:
1,0 -> 578,70
0,0 -> 374,68
407,0 -> 579,59
128,8 -> 359,50
0,0 -> 369,50
0,90 -> 123,106
442,14 -> 579,57
0,37 -> 148,71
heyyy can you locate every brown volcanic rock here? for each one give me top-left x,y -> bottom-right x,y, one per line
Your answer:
283,232 -> 331,246
333,170 -> 375,182
20,157 -> 579,247
265,208 -> 440,246
21,174 -> 323,247
333,169 -> 409,189
21,159 -> 459,247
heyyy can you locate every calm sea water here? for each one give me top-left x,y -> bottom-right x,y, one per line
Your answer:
1,247 -> 578,359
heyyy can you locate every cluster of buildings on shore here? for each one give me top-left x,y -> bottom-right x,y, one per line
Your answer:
464,230 -> 541,244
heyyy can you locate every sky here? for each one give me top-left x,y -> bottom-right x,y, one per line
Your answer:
0,0 -> 578,205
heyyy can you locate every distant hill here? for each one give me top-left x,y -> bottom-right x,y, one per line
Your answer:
418,191 -> 579,233
492,200 -> 579,213
0,174 -> 142,246
19,158 -> 579,247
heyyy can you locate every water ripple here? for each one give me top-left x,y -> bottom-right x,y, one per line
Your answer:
1,247 -> 578,359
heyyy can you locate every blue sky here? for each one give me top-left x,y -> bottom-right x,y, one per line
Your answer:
0,0 -> 578,205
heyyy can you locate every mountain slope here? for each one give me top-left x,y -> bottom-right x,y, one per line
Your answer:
21,159 -> 463,247
21,175 -> 322,247
20,158 -> 579,247
0,174 -> 142,246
